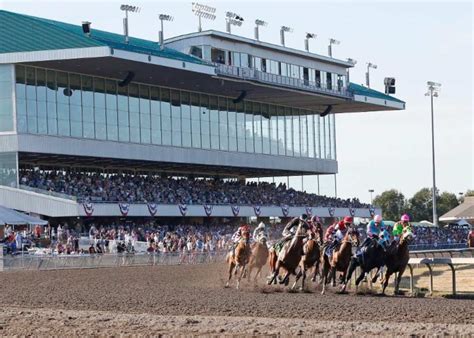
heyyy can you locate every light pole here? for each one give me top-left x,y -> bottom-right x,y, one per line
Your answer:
368,189 -> 374,205
328,38 -> 340,57
366,62 -> 377,88
425,81 -> 441,226
304,33 -> 316,52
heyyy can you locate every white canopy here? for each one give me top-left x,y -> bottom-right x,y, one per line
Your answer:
0,205 -> 48,226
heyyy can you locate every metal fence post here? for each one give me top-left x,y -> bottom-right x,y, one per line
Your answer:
447,263 -> 456,296
424,263 -> 433,296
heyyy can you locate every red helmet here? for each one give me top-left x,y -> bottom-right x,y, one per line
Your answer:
241,224 -> 250,232
343,216 -> 353,224
338,221 -> 347,231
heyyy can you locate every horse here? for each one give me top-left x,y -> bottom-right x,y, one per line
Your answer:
247,235 -> 269,282
321,228 -> 360,295
340,230 -> 389,293
267,221 -> 309,286
291,233 -> 321,291
379,231 -> 413,295
225,230 -> 251,289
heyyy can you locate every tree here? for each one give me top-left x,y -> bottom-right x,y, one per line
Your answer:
372,189 -> 406,221
437,192 -> 459,218
408,188 -> 432,222
460,189 -> 474,203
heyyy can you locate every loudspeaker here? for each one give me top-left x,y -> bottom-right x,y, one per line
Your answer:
320,105 -> 333,117
118,71 -> 135,87
232,90 -> 247,104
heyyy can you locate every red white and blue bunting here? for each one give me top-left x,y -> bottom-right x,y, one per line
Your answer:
328,207 -> 335,217
253,205 -> 261,217
305,206 -> 312,216
369,207 -> 375,217
231,205 -> 240,216
281,205 -> 290,217
178,203 -> 188,216
118,203 -> 130,216
147,203 -> 158,216
83,202 -> 94,216
204,204 -> 213,217
349,207 -> 355,217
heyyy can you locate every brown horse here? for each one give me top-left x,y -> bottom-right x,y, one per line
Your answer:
226,230 -> 251,289
267,221 -> 308,286
247,236 -> 269,282
379,231 -> 413,294
321,228 -> 359,295
291,234 -> 321,291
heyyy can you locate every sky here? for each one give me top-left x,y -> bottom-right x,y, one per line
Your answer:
1,0 -> 473,203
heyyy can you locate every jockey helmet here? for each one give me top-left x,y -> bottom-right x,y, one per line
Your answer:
374,214 -> 383,223
401,214 -> 410,222
343,216 -> 353,224
241,224 -> 250,232
310,215 -> 321,224
300,214 -> 308,221
258,222 -> 266,229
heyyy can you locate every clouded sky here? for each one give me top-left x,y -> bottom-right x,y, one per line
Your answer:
2,0 -> 472,203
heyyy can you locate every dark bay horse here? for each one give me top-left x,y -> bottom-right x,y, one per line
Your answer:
340,230 -> 389,293
226,230 -> 251,289
379,231 -> 413,294
291,234 -> 321,291
247,235 -> 269,282
267,221 -> 308,286
321,228 -> 359,295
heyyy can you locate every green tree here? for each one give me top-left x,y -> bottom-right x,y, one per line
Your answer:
408,188 -> 432,222
372,189 -> 406,221
460,189 -> 474,203
437,192 -> 459,218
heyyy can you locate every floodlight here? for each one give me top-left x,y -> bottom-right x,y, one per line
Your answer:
304,32 -> 316,51
254,19 -> 267,40
225,11 -> 244,33
347,58 -> 357,65
192,2 -> 216,32
159,14 -> 173,21
120,4 -> 141,44
159,13 -> 174,50
306,33 -> 316,39
280,26 -> 293,46
365,62 -> 378,88
328,38 -> 340,57
367,62 -> 377,69
427,81 -> 441,87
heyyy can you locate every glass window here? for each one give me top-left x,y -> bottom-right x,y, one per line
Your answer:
285,107 -> 293,156
281,62 -> 288,77
129,83 -> 140,143
181,91 -> 191,148
292,110 -> 300,157
261,104 -> 270,154
14,65 -> 26,132
211,48 -> 225,64
277,106 -> 285,155
314,114 -> 320,158
189,46 -> 203,59
290,64 -> 299,79
252,102 -> 262,154
117,85 -> 129,142
160,88 -> 171,145
69,73 -> 82,138
106,80 -> 118,141
190,93 -> 201,148
34,68 -> 47,134
171,89 -> 181,146
200,94 -> 210,149
254,57 -> 262,71
236,101 -> 245,152
240,53 -> 249,68
320,115 -> 326,159
232,52 -> 241,67
269,105 -> 278,155
56,71 -> 70,136
245,102 -> 254,153
209,95 -> 219,150
26,67 -> 37,133
46,70 -> 57,135
326,72 -> 332,90
150,87 -> 161,145
228,100 -> 237,151
315,70 -> 321,88
261,58 -> 267,73
94,78 -> 106,140
307,115 -> 315,158
82,75 -> 95,139
218,97 -> 228,151
140,85 -> 151,144
0,152 -> 18,188
300,113 -> 308,157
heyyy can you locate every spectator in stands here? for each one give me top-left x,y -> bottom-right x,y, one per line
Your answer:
468,229 -> 474,248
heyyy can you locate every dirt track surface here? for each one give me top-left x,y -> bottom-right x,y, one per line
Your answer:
1,263 -> 473,336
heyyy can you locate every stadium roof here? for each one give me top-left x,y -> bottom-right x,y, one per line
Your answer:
440,197 -> 474,222
348,83 -> 405,104
0,10 -> 206,65
0,205 -> 48,225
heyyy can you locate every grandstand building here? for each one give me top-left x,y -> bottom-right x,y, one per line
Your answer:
0,10 -> 404,220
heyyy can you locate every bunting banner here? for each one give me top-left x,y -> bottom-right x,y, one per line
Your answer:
147,203 -> 158,216
231,205 -> 240,217
118,203 -> 129,217
281,205 -> 290,217
254,205 -> 262,217
178,203 -> 188,216
349,207 -> 355,217
305,206 -> 313,217
83,202 -> 94,217
369,207 -> 375,217
204,204 -> 213,217
328,206 -> 335,217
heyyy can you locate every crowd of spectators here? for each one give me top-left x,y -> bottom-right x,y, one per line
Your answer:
19,168 -> 368,208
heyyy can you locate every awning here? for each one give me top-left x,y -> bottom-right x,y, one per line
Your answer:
440,197 -> 474,222
0,205 -> 48,226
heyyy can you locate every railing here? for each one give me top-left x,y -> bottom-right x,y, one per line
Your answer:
409,243 -> 468,252
0,250 -> 228,272
19,185 -> 77,201
215,64 -> 352,98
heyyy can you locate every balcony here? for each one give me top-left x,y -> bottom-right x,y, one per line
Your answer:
215,64 -> 352,99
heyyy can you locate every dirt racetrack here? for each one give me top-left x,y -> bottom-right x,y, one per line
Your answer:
1,263 -> 473,336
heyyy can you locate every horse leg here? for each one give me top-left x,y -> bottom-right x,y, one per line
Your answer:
254,266 -> 262,283
301,268 -> 307,291
226,261 -> 235,288
247,264 -> 253,281
268,262 -> 280,285
371,267 -> 380,284
312,261 -> 320,282
382,270 -> 391,295
395,266 -> 406,294
340,258 -> 358,293
331,267 -> 337,287
281,270 -> 291,286
291,268 -> 303,290
237,264 -> 246,290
